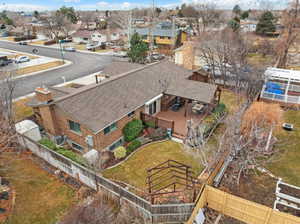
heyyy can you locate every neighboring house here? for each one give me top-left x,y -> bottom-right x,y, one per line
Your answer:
72,29 -> 123,44
240,20 -> 257,32
174,41 -> 205,70
133,22 -> 187,47
28,60 -> 219,153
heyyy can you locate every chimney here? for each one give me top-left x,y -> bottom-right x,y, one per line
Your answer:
35,87 -> 53,103
182,41 -> 195,70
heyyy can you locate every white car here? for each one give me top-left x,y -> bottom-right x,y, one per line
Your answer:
63,46 -> 76,52
15,56 -> 30,64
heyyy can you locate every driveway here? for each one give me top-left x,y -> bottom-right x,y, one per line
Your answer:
0,41 -> 112,98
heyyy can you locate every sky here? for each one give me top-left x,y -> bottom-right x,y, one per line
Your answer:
0,0 -> 291,12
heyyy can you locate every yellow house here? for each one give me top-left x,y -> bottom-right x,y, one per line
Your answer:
133,22 -> 187,47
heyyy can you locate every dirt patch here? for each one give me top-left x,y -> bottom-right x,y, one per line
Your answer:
220,172 -> 277,208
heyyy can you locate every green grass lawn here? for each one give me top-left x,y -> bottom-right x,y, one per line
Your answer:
1,155 -> 76,224
103,141 -> 203,190
266,110 -> 300,186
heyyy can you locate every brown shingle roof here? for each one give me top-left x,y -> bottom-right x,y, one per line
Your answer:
101,60 -> 143,77
53,60 -> 217,133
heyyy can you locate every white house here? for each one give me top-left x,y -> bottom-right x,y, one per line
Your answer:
72,29 -> 124,44
240,20 -> 257,32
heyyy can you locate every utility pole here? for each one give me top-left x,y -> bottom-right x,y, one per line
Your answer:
128,10 -> 132,48
59,40 -> 65,63
171,16 -> 176,49
148,0 -> 155,54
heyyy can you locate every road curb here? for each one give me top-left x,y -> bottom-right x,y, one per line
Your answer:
13,60 -> 73,80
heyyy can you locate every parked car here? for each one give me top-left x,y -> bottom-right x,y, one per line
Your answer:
18,41 -> 28,45
0,56 -> 13,66
63,46 -> 76,52
151,53 -> 165,61
15,56 -> 30,63
86,42 -> 102,51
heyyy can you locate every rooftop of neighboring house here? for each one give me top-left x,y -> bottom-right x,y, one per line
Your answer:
72,29 -> 94,38
133,22 -> 178,37
29,60 -> 217,133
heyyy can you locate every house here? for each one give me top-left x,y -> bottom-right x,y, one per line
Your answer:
133,22 -> 187,48
174,41 -> 205,70
72,29 -> 123,44
28,60 -> 219,153
240,20 -> 257,32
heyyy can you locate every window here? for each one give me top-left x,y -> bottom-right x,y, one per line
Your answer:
83,37 -> 88,41
71,142 -> 84,151
127,111 -> 135,117
69,120 -> 81,134
109,138 -> 123,151
149,101 -> 157,115
104,122 -> 117,135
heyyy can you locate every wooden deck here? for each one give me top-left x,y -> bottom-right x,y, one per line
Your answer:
156,104 -> 204,138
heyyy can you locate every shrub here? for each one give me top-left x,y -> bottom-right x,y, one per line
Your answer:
123,119 -> 143,142
126,139 -> 141,155
213,103 -> 226,114
14,35 -> 36,42
39,138 -> 87,166
145,121 -> 156,128
44,40 -> 56,45
39,138 -> 56,150
113,146 -> 127,159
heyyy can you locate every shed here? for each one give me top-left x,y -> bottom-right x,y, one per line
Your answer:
15,120 -> 41,142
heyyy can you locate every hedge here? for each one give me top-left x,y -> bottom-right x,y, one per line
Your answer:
126,139 -> 141,155
123,119 -> 143,142
14,35 -> 36,42
44,40 -> 56,45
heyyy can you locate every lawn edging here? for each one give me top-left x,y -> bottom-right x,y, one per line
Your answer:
104,139 -> 170,170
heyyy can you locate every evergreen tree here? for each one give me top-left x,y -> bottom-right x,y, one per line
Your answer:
127,33 -> 149,64
233,4 -> 242,15
256,11 -> 276,35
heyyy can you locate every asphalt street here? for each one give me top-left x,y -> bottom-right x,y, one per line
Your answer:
0,41 -> 112,98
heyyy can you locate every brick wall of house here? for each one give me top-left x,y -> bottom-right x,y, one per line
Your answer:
97,106 -> 144,149
39,104 -> 145,152
39,105 -> 58,135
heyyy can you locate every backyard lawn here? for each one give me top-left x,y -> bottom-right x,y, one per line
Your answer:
1,155 -> 76,224
103,141 -> 203,190
267,110 -> 300,186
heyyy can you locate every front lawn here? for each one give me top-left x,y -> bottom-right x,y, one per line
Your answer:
1,155 -> 76,224
267,110 -> 300,186
103,141 -> 203,190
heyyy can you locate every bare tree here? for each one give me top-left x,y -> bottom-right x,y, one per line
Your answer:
78,11 -> 97,30
275,0 -> 300,68
195,3 -> 222,33
197,29 -> 263,98
218,102 -> 283,186
0,71 -> 19,184
60,190 -> 148,224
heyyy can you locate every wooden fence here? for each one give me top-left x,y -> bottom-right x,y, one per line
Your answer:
187,185 -> 300,224
18,134 -> 194,223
